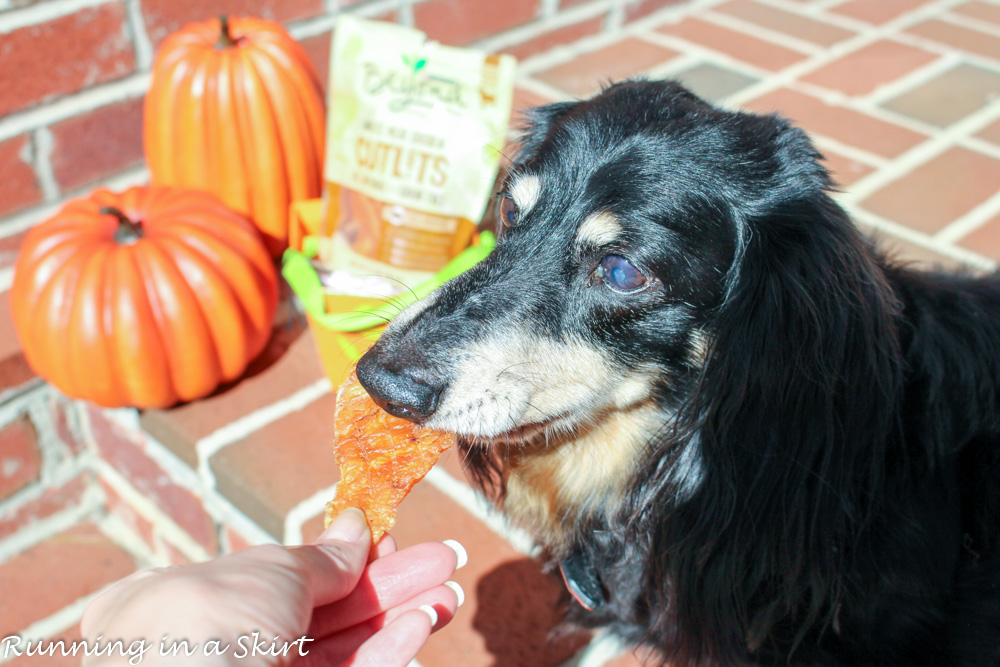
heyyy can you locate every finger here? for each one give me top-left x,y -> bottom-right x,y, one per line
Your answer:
306,541 -> 462,637
302,608 -> 438,667
349,608 -> 437,667
296,508 -> 372,606
368,581 -> 462,631
310,580 -> 461,641
374,533 -> 397,558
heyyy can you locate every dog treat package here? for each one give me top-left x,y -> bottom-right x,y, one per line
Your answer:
320,16 -> 516,296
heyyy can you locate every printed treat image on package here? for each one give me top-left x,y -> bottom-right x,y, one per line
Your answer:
321,16 -> 516,295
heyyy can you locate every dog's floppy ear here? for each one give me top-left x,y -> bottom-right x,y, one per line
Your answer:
771,119 -> 834,194
516,101 -> 576,160
740,114 -> 833,206
657,124 -> 905,661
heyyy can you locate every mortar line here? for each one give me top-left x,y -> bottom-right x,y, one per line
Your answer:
92,460 -> 214,563
0,0 -> 111,34
809,136 -> 889,170
935,188 -> 1000,244
123,0 -> 154,70
698,9 -> 825,56
0,74 -> 150,143
540,0 -> 561,20
859,52 -> 962,107
638,30 -> 779,82
94,510 -> 162,569
0,456 -> 91,522
30,128 -> 60,202
642,51 -> 724,88
206,490 -> 281,547
604,0 -> 625,32
0,383 -> 52,426
283,483 -> 338,546
937,10 -> 1000,41
962,135 -> 1000,162
662,0 -> 980,114
838,98 -> 1000,204
194,377 -> 331,470
505,7 -> 629,73
0,266 -> 12,293
0,201 -> 64,240
515,0 -> 732,74
813,0 -> 850,11
0,483 -> 103,563
748,0 -> 850,21
892,30 -> 1000,74
396,1 -> 415,27
25,398 -> 78,486
102,409 -> 206,496
286,12 -> 337,39
474,0 -> 617,55
851,207 -> 996,270
83,408 -> 279,552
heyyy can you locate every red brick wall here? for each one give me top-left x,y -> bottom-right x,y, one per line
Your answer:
0,0 -> 674,403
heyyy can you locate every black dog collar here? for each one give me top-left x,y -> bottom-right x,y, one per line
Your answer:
559,549 -> 605,611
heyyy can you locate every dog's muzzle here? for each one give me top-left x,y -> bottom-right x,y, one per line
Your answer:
356,353 -> 442,423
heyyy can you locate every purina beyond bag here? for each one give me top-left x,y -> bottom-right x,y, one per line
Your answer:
319,15 -> 516,296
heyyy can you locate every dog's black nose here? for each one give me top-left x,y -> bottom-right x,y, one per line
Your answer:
355,353 -> 442,423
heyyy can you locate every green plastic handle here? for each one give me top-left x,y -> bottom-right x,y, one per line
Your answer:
281,231 -> 496,333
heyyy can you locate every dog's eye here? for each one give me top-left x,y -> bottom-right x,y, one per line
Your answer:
499,195 -> 519,227
595,255 -> 647,292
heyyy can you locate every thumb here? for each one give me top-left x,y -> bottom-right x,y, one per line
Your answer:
297,508 -> 373,607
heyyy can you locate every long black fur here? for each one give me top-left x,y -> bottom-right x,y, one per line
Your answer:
360,79 -> 1000,666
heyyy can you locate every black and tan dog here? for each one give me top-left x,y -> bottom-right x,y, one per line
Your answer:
356,79 -> 1000,666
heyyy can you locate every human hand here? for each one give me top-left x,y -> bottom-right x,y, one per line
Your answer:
80,508 -> 465,666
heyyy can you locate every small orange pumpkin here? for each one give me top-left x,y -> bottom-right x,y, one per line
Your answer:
144,16 -> 325,257
10,187 -> 279,408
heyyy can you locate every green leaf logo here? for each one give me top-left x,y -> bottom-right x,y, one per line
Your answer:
401,54 -> 427,72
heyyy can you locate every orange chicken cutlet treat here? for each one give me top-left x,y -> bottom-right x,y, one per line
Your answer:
324,369 -> 455,543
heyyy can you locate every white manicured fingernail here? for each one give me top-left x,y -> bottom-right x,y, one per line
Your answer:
444,580 -> 465,607
442,540 -> 467,569
418,604 -> 438,626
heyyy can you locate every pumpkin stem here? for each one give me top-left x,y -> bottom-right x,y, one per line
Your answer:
101,206 -> 144,245
217,15 -> 237,48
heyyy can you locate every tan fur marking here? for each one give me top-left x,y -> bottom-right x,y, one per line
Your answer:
504,403 -> 669,548
688,328 -> 711,365
521,337 -> 613,420
508,174 -> 541,215
613,371 -> 658,409
575,211 -> 622,248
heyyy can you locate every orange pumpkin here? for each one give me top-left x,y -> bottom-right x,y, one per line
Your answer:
9,187 -> 279,408
144,16 -> 325,257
